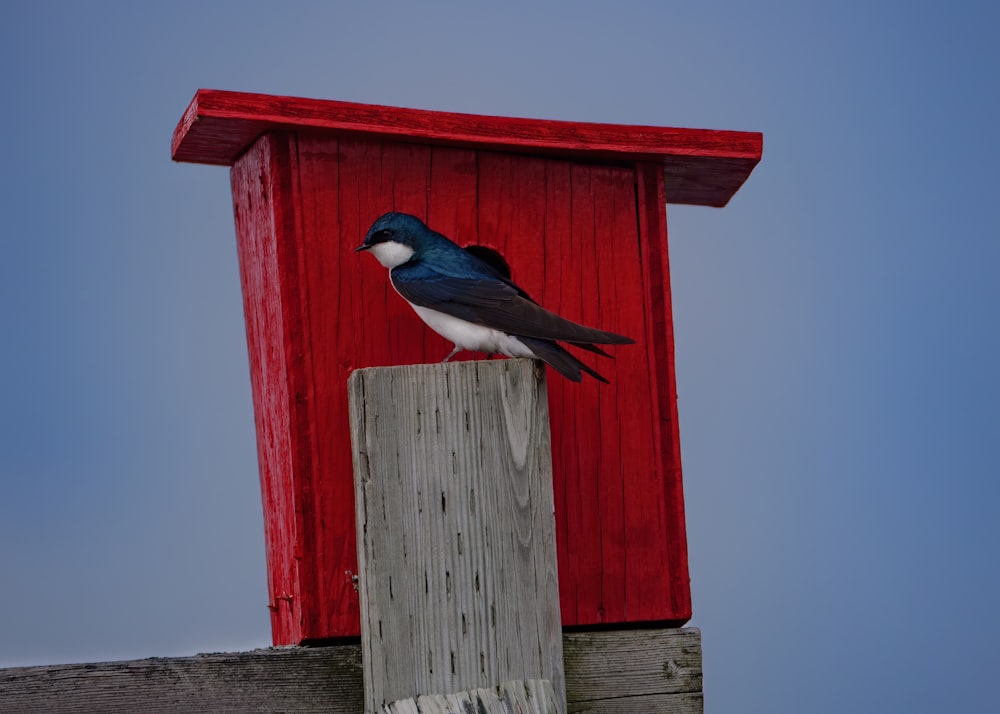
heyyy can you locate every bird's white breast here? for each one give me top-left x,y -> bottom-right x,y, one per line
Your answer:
411,305 -> 536,359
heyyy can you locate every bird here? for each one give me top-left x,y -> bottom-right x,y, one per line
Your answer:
355,212 -> 634,383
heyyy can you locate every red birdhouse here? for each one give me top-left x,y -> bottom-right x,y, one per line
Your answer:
172,90 -> 761,644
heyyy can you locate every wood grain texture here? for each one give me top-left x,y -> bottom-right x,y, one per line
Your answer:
0,628 -> 700,714
0,646 -> 364,714
567,692 -> 703,714
562,628 -> 702,701
474,153 -> 691,627
635,163 -> 691,620
382,679 -> 560,714
348,360 -> 564,712
227,132 -> 691,642
172,89 -> 761,207
230,134 -> 312,642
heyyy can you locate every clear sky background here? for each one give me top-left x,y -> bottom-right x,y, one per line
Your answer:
1,2 -> 997,712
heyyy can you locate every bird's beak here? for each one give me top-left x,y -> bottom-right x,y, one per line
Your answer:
354,244 -> 370,252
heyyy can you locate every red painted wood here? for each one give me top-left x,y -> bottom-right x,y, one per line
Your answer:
635,162 -> 691,621
230,134 -> 312,642
471,154 -> 691,626
593,166 -> 628,624
229,132 -> 695,642
173,89 -> 761,207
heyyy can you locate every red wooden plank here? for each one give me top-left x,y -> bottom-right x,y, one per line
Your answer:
230,134 -> 312,643
292,133 -> 365,640
172,90 -> 761,207
634,163 -> 691,622
566,163 -> 603,624
427,147 -> 478,240
606,168 -> 660,622
591,167 -> 627,624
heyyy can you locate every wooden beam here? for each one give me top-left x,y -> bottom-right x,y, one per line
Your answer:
348,360 -> 564,711
563,627 -> 703,710
0,646 -> 364,714
171,89 -> 761,207
0,628 -> 701,713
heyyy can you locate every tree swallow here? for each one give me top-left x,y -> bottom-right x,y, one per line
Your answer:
356,212 -> 634,383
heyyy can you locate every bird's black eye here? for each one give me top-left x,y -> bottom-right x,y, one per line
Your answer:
371,229 -> 393,244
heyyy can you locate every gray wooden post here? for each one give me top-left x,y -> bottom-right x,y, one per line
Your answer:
348,359 -> 565,713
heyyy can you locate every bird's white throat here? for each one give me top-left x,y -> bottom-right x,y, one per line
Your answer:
368,241 -> 415,268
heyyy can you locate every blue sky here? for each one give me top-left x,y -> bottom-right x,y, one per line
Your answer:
1,2 -> 998,712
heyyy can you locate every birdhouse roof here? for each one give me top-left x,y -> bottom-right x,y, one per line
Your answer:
172,89 -> 761,207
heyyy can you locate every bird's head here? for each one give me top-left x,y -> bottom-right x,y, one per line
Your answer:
355,212 -> 428,268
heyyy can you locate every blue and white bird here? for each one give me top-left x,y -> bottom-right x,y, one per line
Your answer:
356,212 -> 634,382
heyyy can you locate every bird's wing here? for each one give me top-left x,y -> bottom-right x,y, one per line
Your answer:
391,262 -> 633,345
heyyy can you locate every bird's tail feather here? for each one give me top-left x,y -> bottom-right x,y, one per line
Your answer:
569,342 -> 613,358
517,336 -> 609,384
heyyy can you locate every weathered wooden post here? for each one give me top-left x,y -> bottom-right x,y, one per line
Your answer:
348,359 -> 564,713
